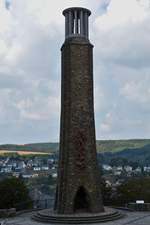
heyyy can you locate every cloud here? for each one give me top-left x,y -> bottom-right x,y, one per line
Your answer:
0,0 -> 150,143
93,0 -> 150,140
0,0 -> 108,143
94,0 -> 149,30
120,76 -> 150,104
94,0 -> 150,68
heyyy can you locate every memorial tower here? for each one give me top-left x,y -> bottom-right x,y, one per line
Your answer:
55,7 -> 104,214
33,8 -> 123,223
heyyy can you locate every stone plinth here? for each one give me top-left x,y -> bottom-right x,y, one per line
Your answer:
32,207 -> 124,224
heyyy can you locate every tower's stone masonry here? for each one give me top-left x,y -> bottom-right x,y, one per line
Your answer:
55,8 -> 104,215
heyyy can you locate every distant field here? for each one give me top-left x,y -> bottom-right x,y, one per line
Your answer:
96,139 -> 150,153
0,139 -> 150,154
0,150 -> 49,156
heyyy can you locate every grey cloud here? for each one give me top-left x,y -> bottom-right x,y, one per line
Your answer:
94,17 -> 150,69
1,0 -> 150,143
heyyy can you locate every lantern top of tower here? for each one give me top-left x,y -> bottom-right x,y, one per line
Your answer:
63,7 -> 91,40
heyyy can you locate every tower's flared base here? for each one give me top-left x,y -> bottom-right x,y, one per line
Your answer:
32,207 -> 124,224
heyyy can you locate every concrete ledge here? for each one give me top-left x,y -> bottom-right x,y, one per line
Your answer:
0,208 -> 16,218
128,203 -> 150,211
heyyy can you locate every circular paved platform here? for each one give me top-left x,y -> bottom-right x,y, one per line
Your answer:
2,210 -> 150,225
32,207 -> 124,224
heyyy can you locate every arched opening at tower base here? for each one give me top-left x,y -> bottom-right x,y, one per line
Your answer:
73,186 -> 91,213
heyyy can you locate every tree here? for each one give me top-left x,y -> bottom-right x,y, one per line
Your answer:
116,178 -> 150,206
110,157 -> 128,167
128,161 -> 139,169
0,177 -> 32,210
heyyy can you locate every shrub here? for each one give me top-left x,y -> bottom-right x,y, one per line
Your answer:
0,177 -> 32,210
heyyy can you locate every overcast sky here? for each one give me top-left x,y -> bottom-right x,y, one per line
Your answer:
0,0 -> 150,144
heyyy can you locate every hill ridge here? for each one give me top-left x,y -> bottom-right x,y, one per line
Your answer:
0,139 -> 150,153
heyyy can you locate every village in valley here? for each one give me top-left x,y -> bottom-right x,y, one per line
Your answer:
1,150 -> 150,205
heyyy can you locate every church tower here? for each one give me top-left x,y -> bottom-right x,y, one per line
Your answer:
55,7 -> 104,214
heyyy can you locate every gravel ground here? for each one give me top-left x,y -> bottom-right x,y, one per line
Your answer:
1,211 -> 150,225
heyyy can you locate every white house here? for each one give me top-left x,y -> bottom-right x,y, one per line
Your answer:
33,167 -> 41,171
134,167 -> 142,173
124,166 -> 133,172
41,166 -> 49,171
52,173 -> 57,178
102,164 -> 112,171
144,166 -> 150,172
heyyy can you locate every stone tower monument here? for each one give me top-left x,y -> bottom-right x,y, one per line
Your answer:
33,8 -> 123,223
55,7 -> 104,214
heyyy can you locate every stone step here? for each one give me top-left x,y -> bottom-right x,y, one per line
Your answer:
32,210 -> 124,224
32,216 -> 123,224
36,210 -> 120,220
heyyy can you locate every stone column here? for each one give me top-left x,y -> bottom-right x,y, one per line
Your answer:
80,10 -> 84,36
